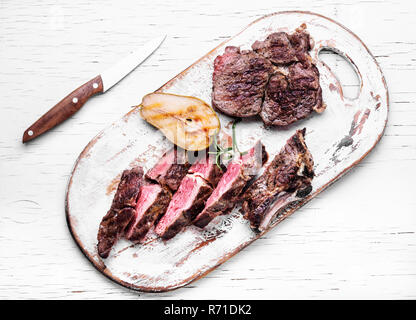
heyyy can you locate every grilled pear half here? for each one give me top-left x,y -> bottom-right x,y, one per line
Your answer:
140,93 -> 220,151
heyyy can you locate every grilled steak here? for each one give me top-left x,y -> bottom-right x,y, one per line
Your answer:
110,167 -> 145,209
242,129 -> 314,231
260,62 -> 324,126
97,167 -> 144,258
288,61 -> 321,91
212,25 -> 324,126
154,155 -> 224,239
188,154 -> 224,187
212,46 -> 273,117
125,183 -> 172,242
155,175 -> 213,240
193,141 -> 267,228
146,148 -> 190,192
289,26 -> 313,62
251,25 -> 312,65
252,32 -> 297,65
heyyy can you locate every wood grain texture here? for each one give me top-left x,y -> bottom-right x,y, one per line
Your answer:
0,0 -> 415,299
23,75 -> 103,143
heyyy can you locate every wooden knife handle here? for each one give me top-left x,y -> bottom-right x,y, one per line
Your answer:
22,75 -> 104,143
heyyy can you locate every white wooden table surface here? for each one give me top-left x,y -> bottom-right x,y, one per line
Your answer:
1,0 -> 415,299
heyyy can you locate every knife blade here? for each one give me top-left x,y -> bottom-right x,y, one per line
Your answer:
22,35 -> 166,143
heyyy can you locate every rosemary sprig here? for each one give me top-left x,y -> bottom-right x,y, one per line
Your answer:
209,119 -> 246,169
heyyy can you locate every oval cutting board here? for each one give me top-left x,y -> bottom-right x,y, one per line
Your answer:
66,11 -> 388,292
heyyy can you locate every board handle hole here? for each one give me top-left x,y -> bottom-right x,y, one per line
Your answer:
318,48 -> 361,100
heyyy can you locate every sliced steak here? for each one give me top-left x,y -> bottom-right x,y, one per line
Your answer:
110,167 -> 145,209
154,154 -> 226,240
155,175 -> 212,240
188,154 -> 224,187
193,141 -> 267,228
251,26 -> 312,65
97,208 -> 136,259
145,148 -> 190,192
212,46 -> 273,117
125,183 -> 172,242
242,129 -> 314,231
260,62 -> 324,126
97,167 -> 144,258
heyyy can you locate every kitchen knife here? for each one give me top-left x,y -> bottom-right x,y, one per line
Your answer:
22,35 -> 166,143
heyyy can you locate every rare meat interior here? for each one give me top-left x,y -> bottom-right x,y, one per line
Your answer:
97,129 -> 315,258
193,141 -> 267,228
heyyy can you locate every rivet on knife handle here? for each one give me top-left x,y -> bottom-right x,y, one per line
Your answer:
22,75 -> 104,143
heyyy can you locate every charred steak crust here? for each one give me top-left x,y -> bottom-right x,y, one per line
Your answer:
242,129 -> 314,230
97,167 -> 144,258
125,184 -> 172,242
212,46 -> 273,118
260,62 -> 324,126
251,25 -> 312,65
97,207 -> 136,259
288,61 -> 320,90
145,148 -> 190,192
160,163 -> 190,192
204,163 -> 224,187
252,32 -> 298,65
289,26 -> 312,62
111,168 -> 145,209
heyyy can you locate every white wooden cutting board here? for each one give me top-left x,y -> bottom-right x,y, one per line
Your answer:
66,11 -> 388,292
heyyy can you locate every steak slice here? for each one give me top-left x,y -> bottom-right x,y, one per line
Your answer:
188,154 -> 224,187
155,175 -> 213,240
154,154 -> 226,240
97,167 -> 144,258
212,46 -> 273,117
97,208 -> 136,259
242,129 -> 314,231
193,141 -> 267,228
111,167 -> 145,209
251,26 -> 312,65
260,62 -> 324,126
125,183 -> 172,242
145,148 -> 190,192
